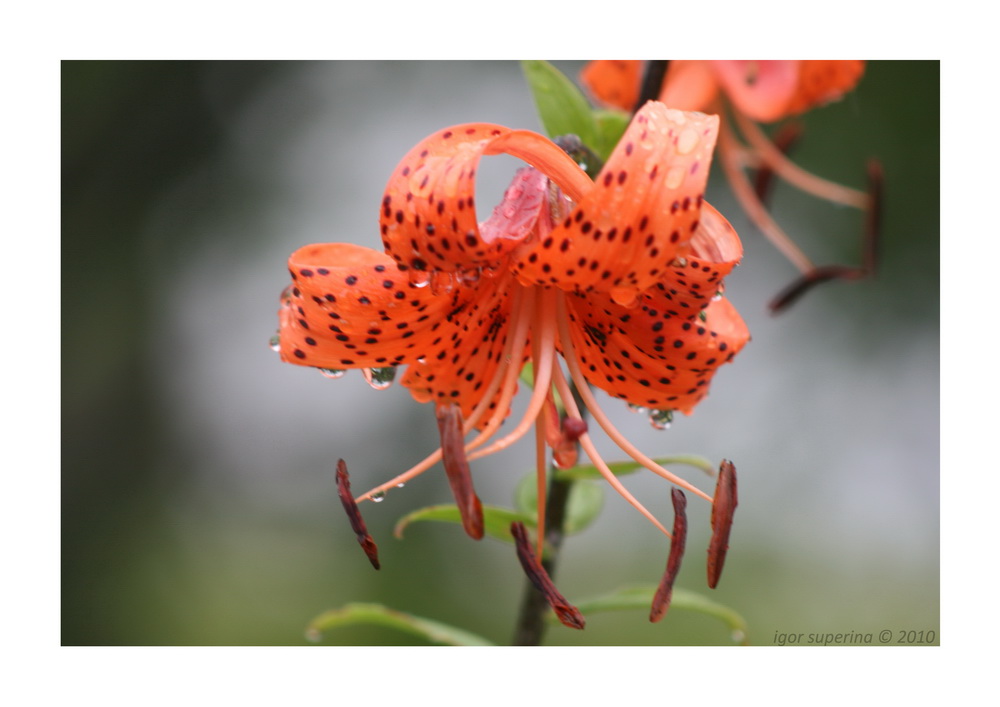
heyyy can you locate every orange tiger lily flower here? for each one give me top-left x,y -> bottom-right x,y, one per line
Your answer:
275,101 -> 748,602
583,61 -> 876,311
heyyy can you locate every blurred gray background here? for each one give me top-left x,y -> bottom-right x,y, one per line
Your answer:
62,60 -> 938,646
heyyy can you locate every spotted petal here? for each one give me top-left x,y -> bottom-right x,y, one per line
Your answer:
380,123 -> 589,276
514,102 -> 720,307
560,206 -> 747,414
278,243 -> 474,371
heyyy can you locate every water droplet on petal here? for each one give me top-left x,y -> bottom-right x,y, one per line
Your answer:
459,267 -> 481,285
269,333 -> 281,352
409,270 -> 431,288
319,368 -> 346,379
363,366 -> 397,390
430,270 -> 454,295
371,491 -> 386,503
627,403 -> 647,414
670,257 -> 688,268
649,408 -> 674,430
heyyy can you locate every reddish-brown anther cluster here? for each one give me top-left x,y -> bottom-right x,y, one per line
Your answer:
335,459 -> 380,570
650,488 -> 689,622
511,521 -> 586,630
435,403 -> 485,540
707,459 -> 738,588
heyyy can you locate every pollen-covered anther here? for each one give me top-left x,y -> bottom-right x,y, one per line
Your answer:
435,402 -> 484,540
650,488 -> 688,622
510,521 -> 586,630
707,459 -> 738,588
335,459 -> 381,570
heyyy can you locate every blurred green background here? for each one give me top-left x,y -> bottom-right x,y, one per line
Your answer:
62,61 -> 938,646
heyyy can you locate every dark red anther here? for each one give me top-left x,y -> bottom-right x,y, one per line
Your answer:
768,264 -> 866,313
435,403 -> 484,540
650,488 -> 688,622
707,459 -> 738,588
769,158 -> 883,314
510,521 -> 585,630
561,416 -> 588,442
335,459 -> 380,570
863,158 -> 883,275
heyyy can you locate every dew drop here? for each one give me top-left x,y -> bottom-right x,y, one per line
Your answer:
459,267 -> 481,285
371,491 -> 386,503
269,333 -> 281,352
396,482 -> 406,489
318,368 -> 346,379
627,403 -> 648,414
363,366 -> 397,390
670,257 -> 688,268
430,270 -> 454,295
649,408 -> 674,430
409,270 -> 431,288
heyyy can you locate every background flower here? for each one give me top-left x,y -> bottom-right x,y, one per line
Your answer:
62,60 -> 938,646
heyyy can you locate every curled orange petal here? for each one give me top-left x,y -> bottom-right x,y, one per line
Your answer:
514,102 -> 721,306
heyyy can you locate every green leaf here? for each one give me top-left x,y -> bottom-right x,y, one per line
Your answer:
592,109 -> 631,162
307,603 -> 494,646
514,474 -> 604,535
521,60 -> 599,150
394,503 -> 533,543
553,454 -> 716,483
566,585 -> 749,645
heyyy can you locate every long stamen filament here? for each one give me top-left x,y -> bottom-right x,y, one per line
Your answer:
734,110 -> 869,209
555,294 -> 714,504
550,357 -> 671,538
534,412 -> 548,559
719,120 -> 814,274
466,288 -> 558,461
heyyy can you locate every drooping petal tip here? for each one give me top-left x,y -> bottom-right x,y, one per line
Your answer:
335,459 -> 381,570
650,488 -> 688,622
511,522 -> 585,630
707,459 -> 738,588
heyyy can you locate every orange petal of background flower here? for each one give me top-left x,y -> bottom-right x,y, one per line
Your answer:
783,60 -> 865,117
713,60 -> 865,122
579,59 -> 643,111
278,242 -> 471,370
514,103 -> 720,307
712,60 -> 801,123
658,60 -> 720,113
